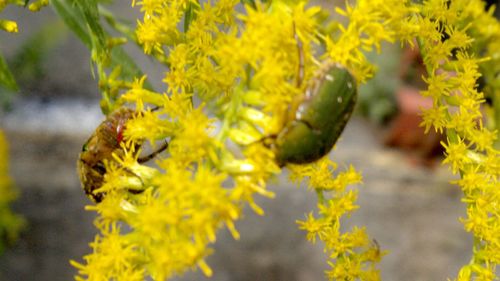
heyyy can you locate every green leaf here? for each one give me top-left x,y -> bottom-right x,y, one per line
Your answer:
50,0 -> 91,47
240,0 -> 256,9
184,2 -> 194,33
76,0 -> 106,49
51,0 -> 144,75
0,52 -> 18,92
50,0 -> 104,50
110,46 -> 143,82
51,0 -> 152,94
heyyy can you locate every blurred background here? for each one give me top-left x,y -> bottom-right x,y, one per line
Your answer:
2,1 -> 499,280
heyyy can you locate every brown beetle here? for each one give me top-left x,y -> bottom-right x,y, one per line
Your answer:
77,107 -> 167,202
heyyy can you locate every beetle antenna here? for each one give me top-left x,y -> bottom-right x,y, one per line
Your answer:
293,21 -> 305,88
138,140 -> 169,163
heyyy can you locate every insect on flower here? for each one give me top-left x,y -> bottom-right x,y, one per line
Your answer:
77,107 -> 168,202
272,26 -> 358,166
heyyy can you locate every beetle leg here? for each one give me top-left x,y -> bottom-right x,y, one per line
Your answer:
246,133 -> 279,152
138,140 -> 169,163
93,161 -> 106,174
294,118 -> 321,134
121,167 -> 147,194
277,119 -> 322,143
262,134 -> 278,148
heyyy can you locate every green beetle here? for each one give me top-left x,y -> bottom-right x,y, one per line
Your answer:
274,61 -> 357,166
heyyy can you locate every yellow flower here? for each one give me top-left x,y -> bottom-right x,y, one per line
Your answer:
0,130 -> 25,250
28,0 -> 49,12
0,19 -> 17,33
441,137 -> 471,174
421,73 -> 451,102
71,223 -> 144,281
420,105 -> 448,133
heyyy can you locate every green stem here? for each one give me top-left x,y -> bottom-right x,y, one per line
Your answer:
216,86 -> 243,143
493,92 -> 500,149
416,37 -> 433,76
98,6 -> 135,39
184,1 -> 199,33
316,189 -> 325,205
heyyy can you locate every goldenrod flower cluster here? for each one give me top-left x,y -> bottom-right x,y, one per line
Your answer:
73,0 -> 387,279
0,0 -> 19,33
293,161 -> 384,280
406,1 -> 500,279
0,4 -> 28,256
0,0 -> 48,33
0,130 -> 25,254
72,0 -> 500,280
291,1 -> 417,279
